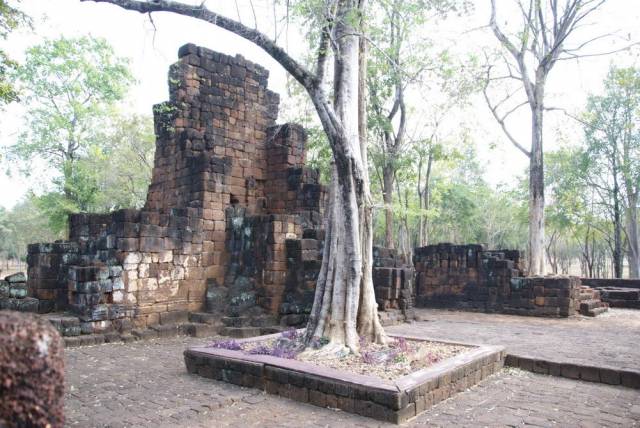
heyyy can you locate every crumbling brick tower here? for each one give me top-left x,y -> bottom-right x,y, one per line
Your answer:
27,44 -> 325,332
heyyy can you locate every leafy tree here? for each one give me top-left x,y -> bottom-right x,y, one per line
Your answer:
581,66 -> 640,278
485,0 -> 612,275
0,0 -> 30,105
5,36 -> 134,231
0,199 -> 61,261
87,113 -> 155,211
545,142 -> 629,279
366,0 -> 472,249
24,112 -> 155,234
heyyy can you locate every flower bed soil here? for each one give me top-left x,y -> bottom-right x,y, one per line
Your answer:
210,331 -> 468,381
185,331 -> 505,424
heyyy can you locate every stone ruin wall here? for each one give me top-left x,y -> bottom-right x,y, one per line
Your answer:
372,247 -> 415,325
413,243 -> 582,317
27,44 -> 326,333
24,45 -> 607,335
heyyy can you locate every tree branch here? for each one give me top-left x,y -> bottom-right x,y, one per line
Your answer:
483,67 -> 531,158
81,0 -> 319,90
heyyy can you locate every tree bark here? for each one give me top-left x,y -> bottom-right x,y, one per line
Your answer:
626,193 -> 640,278
613,174 -> 623,278
529,100 -> 545,275
356,16 -> 386,344
417,151 -> 432,247
306,0 -> 385,352
382,163 -> 394,249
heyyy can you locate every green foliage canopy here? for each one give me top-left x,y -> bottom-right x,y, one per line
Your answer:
4,36 -> 137,233
0,0 -> 30,105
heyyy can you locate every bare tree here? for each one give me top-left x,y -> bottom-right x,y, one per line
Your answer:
484,0 -> 615,275
82,0 -> 386,352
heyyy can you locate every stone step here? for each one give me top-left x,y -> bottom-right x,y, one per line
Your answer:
63,333 -> 108,348
580,299 -> 602,311
249,315 -> 278,327
220,326 -> 262,338
189,312 -> 223,325
260,326 -> 285,335
149,324 -> 182,338
601,289 -> 640,300
604,299 -> 640,309
180,322 -> 220,338
46,313 -> 83,336
0,297 -> 39,313
578,292 -> 596,301
131,327 -> 160,340
222,316 -> 251,327
584,307 -> 608,317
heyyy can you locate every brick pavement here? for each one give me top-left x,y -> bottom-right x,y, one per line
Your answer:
388,308 -> 640,372
65,334 -> 640,427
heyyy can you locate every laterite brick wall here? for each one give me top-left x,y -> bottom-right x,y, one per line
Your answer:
26,44 -> 325,330
414,243 -> 580,317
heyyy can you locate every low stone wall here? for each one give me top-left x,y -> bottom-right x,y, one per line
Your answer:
0,272 -> 39,313
505,354 -> 640,388
580,278 -> 640,289
184,333 -> 504,424
27,242 -> 79,312
580,278 -> 640,309
505,276 -> 579,317
414,244 -> 520,312
414,244 -> 581,317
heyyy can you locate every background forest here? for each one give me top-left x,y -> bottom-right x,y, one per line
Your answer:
0,0 -> 638,279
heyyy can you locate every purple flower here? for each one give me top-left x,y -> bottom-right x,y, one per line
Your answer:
247,345 -> 272,355
426,352 -> 440,364
270,347 -> 297,359
359,335 -> 368,348
394,337 -> 409,353
362,350 -> 376,364
208,339 -> 242,350
281,328 -> 299,341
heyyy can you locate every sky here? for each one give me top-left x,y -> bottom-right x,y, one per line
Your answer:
1,0 -> 639,209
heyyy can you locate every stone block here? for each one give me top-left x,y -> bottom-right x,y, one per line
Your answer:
0,312 -> 65,427
620,370 -> 640,389
599,368 -> 621,385
140,237 -> 165,252
5,272 -> 26,283
159,310 -> 189,325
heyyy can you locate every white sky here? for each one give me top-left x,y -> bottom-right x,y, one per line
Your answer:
1,0 -> 639,209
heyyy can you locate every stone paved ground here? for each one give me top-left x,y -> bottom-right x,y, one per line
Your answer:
65,334 -> 640,427
388,308 -> 640,371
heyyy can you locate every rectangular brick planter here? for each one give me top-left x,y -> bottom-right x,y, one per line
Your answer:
184,333 -> 505,424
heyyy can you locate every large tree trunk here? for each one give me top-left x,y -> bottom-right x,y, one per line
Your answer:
382,163 -> 394,249
356,21 -> 386,344
417,152 -> 432,247
581,227 -> 595,278
612,157 -> 623,278
529,101 -> 545,275
305,0 -> 385,352
626,194 -> 640,278
613,200 -> 623,278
